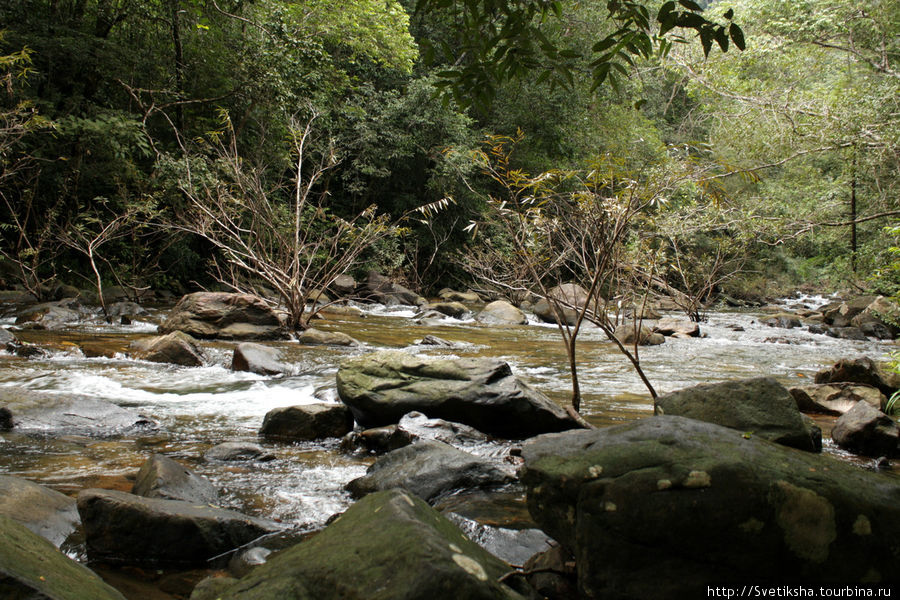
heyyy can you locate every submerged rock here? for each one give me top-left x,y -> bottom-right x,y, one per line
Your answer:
77,489 -> 282,567
130,331 -> 206,367
0,514 -> 125,600
259,403 -> 354,441
194,489 -> 532,600
132,454 -> 219,505
336,350 -> 580,438
0,474 -> 80,549
521,416 -> 900,598
657,376 -> 821,452
159,292 -> 288,340
831,402 -> 900,458
345,440 -> 514,503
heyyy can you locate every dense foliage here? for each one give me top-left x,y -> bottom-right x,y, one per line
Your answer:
0,0 -> 896,307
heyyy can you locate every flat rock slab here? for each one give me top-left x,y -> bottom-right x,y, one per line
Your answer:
521,416 -> 900,598
77,489 -> 282,567
0,514 -> 125,600
336,350 -> 579,438
194,489 -> 531,600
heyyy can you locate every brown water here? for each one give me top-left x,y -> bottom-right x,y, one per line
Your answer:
0,296 -> 896,565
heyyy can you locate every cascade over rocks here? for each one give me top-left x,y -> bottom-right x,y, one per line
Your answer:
520,416 -> 900,598
259,403 -> 354,441
336,350 -> 580,438
158,292 -> 288,340
657,376 -> 822,451
132,454 -> 220,505
0,474 -> 80,549
77,488 -> 282,567
189,489 -> 532,600
475,300 -> 528,325
345,439 -> 514,503
0,514 -> 126,600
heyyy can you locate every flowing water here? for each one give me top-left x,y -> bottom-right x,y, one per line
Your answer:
0,294 -> 896,566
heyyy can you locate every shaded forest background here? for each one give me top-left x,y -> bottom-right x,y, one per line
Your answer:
0,0 -> 897,307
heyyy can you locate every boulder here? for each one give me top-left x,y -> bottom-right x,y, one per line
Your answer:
231,343 -> 288,375
475,300 -> 528,325
340,424 -> 412,455
657,377 -> 820,452
132,454 -> 219,504
789,383 -> 886,416
613,322 -> 665,346
533,284 -> 594,325
521,416 -> 900,598
295,328 -> 359,346
0,327 -> 16,345
77,488 -> 282,567
328,274 -> 357,297
336,351 -> 580,438
205,442 -> 276,462
653,318 -> 700,337
417,334 -> 456,347
15,299 -> 83,330
0,475 -> 80,548
2,388 -> 157,437
831,402 -> 900,458
346,440 -> 514,503
359,271 -> 425,306
423,301 -> 469,319
396,411 -> 490,448
130,331 -> 206,367
826,326 -> 869,341
107,301 -> 146,318
762,313 -> 803,328
158,292 -> 288,340
200,489 -> 532,600
259,403 -> 354,441
0,514 -> 126,600
851,296 -> 900,339
522,544 -> 577,600
439,289 -> 483,303
814,357 -> 900,397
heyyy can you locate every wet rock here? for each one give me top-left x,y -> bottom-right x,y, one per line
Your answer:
132,454 -> 219,504
305,289 -> 331,305
814,356 -> 900,397
826,326 -> 868,341
416,334 -> 455,347
295,327 -> 359,346
423,301 -> 469,319
0,474 -> 80,548
851,296 -> 900,339
0,406 -> 11,430
199,489 -> 531,600
328,274 -> 357,297
831,402 -> 900,458
657,376 -> 820,452
521,416 -> 900,598
359,271 -> 425,306
79,339 -> 128,358
259,403 -> 354,441
0,327 -> 16,345
475,300 -> 528,325
6,338 -> 50,357
228,546 -> 272,578
130,331 -> 206,367
0,514 -> 126,600
823,295 -> 879,326
789,383 -> 885,416
107,301 -> 146,318
190,576 -> 241,600
2,388 -> 157,436
231,343 -> 288,375
159,292 -> 288,340
340,424 -> 412,455
439,288 -> 483,303
613,322 -> 665,346
522,544 -> 577,600
533,283 -> 594,326
397,411 -> 490,448
15,299 -> 83,330
77,488 -> 282,567
205,442 -> 276,462
346,440 -> 514,503
336,350 -> 581,438
654,318 -> 700,337
762,313 -> 803,328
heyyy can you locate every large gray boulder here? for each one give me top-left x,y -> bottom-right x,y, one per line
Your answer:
15,299 -> 83,330
0,475 -> 80,549
130,331 -> 206,367
521,416 -> 900,598
158,292 -> 288,340
475,300 -> 528,325
132,454 -> 219,504
77,489 -> 282,567
613,322 -> 665,346
532,284 -> 593,325
336,351 -> 580,438
657,376 -> 821,451
831,402 -> 900,458
653,318 -> 700,337
259,403 -> 354,441
345,440 -> 514,503
0,515 -> 126,600
190,489 -> 532,600
231,342 -> 289,375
